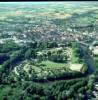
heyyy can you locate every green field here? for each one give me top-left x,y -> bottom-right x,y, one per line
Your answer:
94,56 -> 98,70
38,60 -> 68,69
71,49 -> 79,63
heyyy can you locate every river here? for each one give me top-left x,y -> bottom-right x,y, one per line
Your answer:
79,43 -> 95,74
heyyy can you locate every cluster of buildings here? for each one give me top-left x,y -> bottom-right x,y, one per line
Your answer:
89,41 -> 98,56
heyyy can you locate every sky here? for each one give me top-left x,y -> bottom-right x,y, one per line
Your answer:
0,2 -> 95,4
0,2 -> 97,6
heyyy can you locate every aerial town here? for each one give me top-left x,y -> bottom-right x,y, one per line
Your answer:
0,2 -> 98,100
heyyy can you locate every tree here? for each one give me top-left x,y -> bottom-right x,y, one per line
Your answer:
61,91 -> 67,99
47,42 -> 58,48
32,50 -> 37,59
0,40 -> 20,53
0,53 -> 10,64
47,51 -> 52,59
25,49 -> 32,59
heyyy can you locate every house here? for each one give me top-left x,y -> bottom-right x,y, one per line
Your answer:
92,41 -> 98,56
93,47 -> 98,55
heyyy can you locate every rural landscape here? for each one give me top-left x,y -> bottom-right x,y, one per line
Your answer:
0,2 -> 98,100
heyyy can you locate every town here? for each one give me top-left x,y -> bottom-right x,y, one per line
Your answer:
0,2 -> 98,100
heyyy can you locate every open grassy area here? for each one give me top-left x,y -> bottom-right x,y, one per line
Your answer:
70,63 -> 83,72
38,60 -> 68,69
94,56 -> 98,70
71,49 -> 79,64
71,55 -> 79,63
